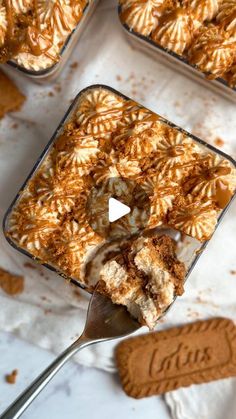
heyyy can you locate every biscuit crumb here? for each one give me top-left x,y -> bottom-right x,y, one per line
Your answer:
70,62 -> 78,69
230,270 -> 236,275
214,137 -> 225,148
0,71 -> 25,119
0,267 -> 24,295
5,369 -> 18,385
23,262 -> 36,270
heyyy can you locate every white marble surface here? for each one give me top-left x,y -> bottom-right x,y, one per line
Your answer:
0,331 -> 170,418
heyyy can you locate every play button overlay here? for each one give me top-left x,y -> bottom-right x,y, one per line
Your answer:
86,177 -> 150,239
108,198 -> 130,222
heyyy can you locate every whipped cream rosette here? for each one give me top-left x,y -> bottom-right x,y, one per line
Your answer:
150,129 -> 201,179
189,0 -> 221,24
114,119 -> 165,159
185,154 -> 236,208
49,220 -> 102,279
55,132 -> 101,175
37,0 -> 84,42
152,8 -> 193,54
12,0 -> 31,14
216,1 -> 236,32
32,168 -> 86,215
0,3 -> 6,47
168,195 -> 218,241
76,89 -> 125,138
120,0 -> 163,36
8,199 -> 60,256
139,174 -> 180,227
121,104 -> 154,126
188,25 -> 236,78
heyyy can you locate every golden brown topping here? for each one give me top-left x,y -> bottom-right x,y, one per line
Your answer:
189,0 -> 221,24
188,25 -> 236,78
120,0 -> 236,87
140,174 -> 179,227
55,132 -> 101,174
120,0 -> 163,36
0,0 -> 87,70
37,0 -> 83,38
183,154 -> 236,208
113,119 -> 165,159
49,220 -> 102,278
9,200 -> 60,256
7,87 -> 236,283
168,195 -> 218,241
216,1 -> 236,32
76,89 -> 125,137
149,128 -> 201,179
152,8 -> 194,54
0,3 -> 7,46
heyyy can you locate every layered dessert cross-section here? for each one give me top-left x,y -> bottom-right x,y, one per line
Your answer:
98,235 -> 186,329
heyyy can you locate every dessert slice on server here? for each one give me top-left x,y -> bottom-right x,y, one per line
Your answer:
98,235 -> 186,329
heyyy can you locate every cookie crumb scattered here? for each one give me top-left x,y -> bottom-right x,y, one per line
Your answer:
70,62 -> 78,70
5,369 -> 18,385
23,262 -> 36,270
73,289 -> 81,298
11,122 -> 19,129
116,75 -> 122,81
214,137 -> 224,148
0,267 -> 24,295
48,91 -> 54,97
230,270 -> 236,275
0,71 -> 25,119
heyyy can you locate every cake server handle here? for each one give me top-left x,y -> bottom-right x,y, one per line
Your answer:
0,334 -> 95,419
0,288 -> 139,419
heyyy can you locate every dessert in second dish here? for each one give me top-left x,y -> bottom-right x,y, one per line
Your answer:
119,0 -> 236,88
0,0 -> 88,71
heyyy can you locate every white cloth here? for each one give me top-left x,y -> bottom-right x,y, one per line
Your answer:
0,0 -> 236,417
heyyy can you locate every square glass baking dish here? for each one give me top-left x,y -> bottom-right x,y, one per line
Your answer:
6,0 -> 99,84
117,5 -> 236,102
3,84 -> 236,313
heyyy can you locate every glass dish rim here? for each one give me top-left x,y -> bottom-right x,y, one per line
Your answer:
2,83 -> 236,294
117,4 -> 236,95
6,1 -> 90,77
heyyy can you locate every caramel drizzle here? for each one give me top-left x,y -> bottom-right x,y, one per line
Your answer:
0,0 -> 86,64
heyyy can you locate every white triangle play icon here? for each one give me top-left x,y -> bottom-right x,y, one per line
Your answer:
108,197 -> 131,223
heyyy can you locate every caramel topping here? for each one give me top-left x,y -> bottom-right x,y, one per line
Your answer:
120,0 -> 236,86
7,87 -> 236,281
0,0 -> 87,69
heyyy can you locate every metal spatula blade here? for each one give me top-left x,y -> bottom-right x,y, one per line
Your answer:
0,288 -> 140,419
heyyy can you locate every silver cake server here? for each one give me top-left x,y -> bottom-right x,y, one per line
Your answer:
0,288 -> 140,419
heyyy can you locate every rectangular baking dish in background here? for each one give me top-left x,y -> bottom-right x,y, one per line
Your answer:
2,85 -> 236,311
117,6 -> 236,102
7,0 -> 99,84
